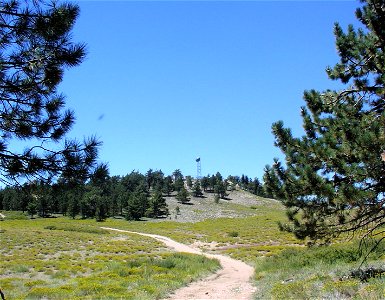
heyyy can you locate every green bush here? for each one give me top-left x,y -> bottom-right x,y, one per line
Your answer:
228,231 -> 239,237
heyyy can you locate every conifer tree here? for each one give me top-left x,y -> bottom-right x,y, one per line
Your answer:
265,0 -> 385,243
176,186 -> 190,204
0,0 -> 100,185
192,180 -> 203,197
174,178 -> 184,192
162,175 -> 173,196
214,180 -> 228,199
146,189 -> 168,218
125,185 -> 148,221
201,176 -> 209,192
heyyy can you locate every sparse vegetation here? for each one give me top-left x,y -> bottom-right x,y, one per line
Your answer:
0,218 -> 220,299
254,241 -> 385,299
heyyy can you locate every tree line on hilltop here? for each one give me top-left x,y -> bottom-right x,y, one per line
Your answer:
0,167 -> 266,221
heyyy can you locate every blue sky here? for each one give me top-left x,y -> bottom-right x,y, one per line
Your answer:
60,0 -> 359,180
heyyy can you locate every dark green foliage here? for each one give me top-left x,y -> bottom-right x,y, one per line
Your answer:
200,173 -> 221,193
0,186 -> 21,210
125,184 -> 148,221
210,175 -> 217,191
199,172 -> 266,198
0,168 -> 171,221
228,231 -> 239,237
174,178 -> 184,192
67,190 -> 81,219
0,0 -> 100,185
192,180 -> 203,197
26,200 -> 38,218
146,189 -> 168,218
265,0 -> 385,243
214,180 -> 228,199
230,174 -> 265,196
201,176 -> 210,192
172,169 -> 183,181
146,169 -> 154,190
350,267 -> 385,282
176,187 -> 190,204
110,175 -> 126,216
200,171 -> 229,199
81,186 -> 107,221
162,176 -> 174,196
87,164 -> 111,221
249,178 -> 264,196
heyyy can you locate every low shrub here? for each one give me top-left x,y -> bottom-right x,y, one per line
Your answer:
228,231 -> 239,238
271,279 -> 316,300
349,266 -> 385,282
44,224 -> 108,234
256,242 -> 372,274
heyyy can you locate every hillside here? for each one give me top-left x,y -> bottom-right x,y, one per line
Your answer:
163,189 -> 282,223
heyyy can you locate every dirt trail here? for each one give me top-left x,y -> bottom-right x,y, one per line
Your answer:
101,227 -> 256,300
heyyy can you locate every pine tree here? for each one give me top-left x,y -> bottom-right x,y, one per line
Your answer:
192,180 -> 203,197
146,189 -> 168,218
0,0 -> 100,185
214,180 -> 228,199
162,176 -> 174,196
172,169 -> 183,181
174,178 -> 184,192
201,176 -> 209,192
27,199 -> 38,218
265,0 -> 385,243
125,185 -> 148,221
176,186 -> 190,204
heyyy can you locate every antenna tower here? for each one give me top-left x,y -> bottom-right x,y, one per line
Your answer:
196,157 -> 202,179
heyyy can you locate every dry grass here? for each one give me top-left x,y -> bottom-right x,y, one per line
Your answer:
0,218 -> 220,299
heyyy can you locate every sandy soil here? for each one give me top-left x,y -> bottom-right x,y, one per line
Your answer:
101,227 -> 257,300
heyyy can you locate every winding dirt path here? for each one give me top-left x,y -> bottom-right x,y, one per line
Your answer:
101,227 -> 256,300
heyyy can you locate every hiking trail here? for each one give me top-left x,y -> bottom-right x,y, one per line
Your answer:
101,227 -> 256,300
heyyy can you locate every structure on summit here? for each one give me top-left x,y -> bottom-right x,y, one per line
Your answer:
196,157 -> 202,180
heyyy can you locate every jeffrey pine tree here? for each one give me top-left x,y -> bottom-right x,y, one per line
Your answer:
264,0 -> 385,244
0,0 -> 100,185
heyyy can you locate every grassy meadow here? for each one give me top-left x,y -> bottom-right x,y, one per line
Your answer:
0,217 -> 220,299
1,193 -> 385,299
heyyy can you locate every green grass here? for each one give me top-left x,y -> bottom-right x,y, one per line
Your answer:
3,194 -> 385,299
0,210 -> 28,220
0,218 -> 220,299
100,199 -> 301,262
44,224 -> 108,234
254,242 -> 385,299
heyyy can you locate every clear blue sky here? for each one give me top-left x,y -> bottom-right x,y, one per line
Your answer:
60,0 -> 359,180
